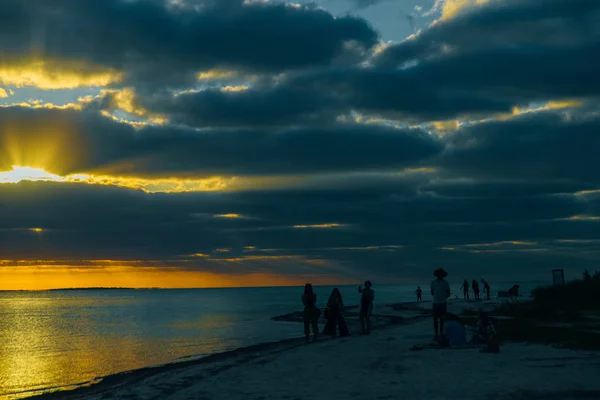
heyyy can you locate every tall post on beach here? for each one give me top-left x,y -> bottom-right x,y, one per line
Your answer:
552,269 -> 565,285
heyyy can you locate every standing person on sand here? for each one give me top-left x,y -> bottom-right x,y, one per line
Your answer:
302,284 -> 320,343
358,281 -> 374,334
431,268 -> 451,340
416,286 -> 422,301
322,288 -> 349,337
460,280 -> 470,299
482,279 -> 491,300
472,279 -> 480,300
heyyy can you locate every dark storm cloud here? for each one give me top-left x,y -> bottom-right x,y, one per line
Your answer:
137,66 -> 515,128
143,86 -> 343,128
0,106 -> 442,176
0,0 -> 377,87
421,180 -> 594,199
0,179 -> 597,278
439,110 -> 600,184
375,0 -> 600,66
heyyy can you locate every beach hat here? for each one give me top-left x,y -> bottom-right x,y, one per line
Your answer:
433,268 -> 448,278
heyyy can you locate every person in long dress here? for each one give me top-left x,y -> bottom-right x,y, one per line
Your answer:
322,288 -> 349,337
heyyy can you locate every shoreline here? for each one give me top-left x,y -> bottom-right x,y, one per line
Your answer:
26,302 -> 425,400
21,298 -> 600,400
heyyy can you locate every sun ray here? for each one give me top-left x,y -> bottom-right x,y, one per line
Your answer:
0,166 -> 64,183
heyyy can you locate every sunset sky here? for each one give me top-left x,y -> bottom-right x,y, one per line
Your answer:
1,0 -> 599,290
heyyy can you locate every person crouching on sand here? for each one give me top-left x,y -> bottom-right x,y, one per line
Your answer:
323,288 -> 349,337
437,313 -> 467,347
302,284 -> 320,343
358,281 -> 374,334
431,268 -> 451,340
472,311 -> 500,353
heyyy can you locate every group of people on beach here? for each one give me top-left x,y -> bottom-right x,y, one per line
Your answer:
415,278 -> 491,302
301,281 -> 374,343
429,268 -> 500,353
301,269 -> 500,353
460,278 -> 491,300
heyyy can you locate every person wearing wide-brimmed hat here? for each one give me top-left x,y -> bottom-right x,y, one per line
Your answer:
430,268 -> 451,340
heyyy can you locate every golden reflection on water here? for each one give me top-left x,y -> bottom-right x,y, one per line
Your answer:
0,294 -> 241,399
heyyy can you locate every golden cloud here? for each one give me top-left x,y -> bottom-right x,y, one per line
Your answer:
293,223 -> 346,229
0,165 -> 308,193
196,69 -> 237,80
437,0 -> 489,22
0,58 -> 123,90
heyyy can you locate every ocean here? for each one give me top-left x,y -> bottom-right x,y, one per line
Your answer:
0,281 -> 547,399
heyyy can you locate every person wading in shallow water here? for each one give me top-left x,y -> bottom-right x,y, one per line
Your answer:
482,279 -> 491,300
302,284 -> 320,343
461,279 -> 470,299
431,268 -> 451,340
358,281 -> 374,334
472,279 -> 480,300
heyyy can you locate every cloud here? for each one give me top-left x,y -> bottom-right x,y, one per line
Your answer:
142,85 -> 343,128
376,0 -> 600,66
0,106 -> 442,177
0,178 -> 595,280
1,0 -> 378,90
439,109 -> 600,183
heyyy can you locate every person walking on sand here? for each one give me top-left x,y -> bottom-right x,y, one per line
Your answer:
431,268 -> 451,340
322,288 -> 349,337
302,284 -> 320,343
416,286 -> 423,301
460,279 -> 470,299
472,279 -> 480,300
482,279 -> 491,300
358,280 -> 374,334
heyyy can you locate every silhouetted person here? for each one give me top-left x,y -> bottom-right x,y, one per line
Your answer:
472,279 -> 480,300
431,268 -> 451,340
302,283 -> 320,343
460,279 -> 470,299
472,311 -> 500,353
322,288 -> 349,337
416,286 -> 423,301
358,280 -> 374,334
437,313 -> 467,347
482,279 -> 491,300
508,284 -> 520,298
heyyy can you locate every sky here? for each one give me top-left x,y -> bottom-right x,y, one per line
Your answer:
1,0 -> 599,290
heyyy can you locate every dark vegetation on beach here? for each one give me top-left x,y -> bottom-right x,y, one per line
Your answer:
462,271 -> 600,351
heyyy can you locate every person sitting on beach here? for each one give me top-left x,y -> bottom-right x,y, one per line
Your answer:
437,313 -> 467,347
302,283 -> 320,343
358,281 -> 374,334
472,311 -> 500,353
322,288 -> 349,337
431,268 -> 451,340
461,280 -> 470,299
416,286 -> 422,301
472,279 -> 480,300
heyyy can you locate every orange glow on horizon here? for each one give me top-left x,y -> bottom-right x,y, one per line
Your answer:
0,265 -> 346,291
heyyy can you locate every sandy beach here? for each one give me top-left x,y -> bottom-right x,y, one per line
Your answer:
31,299 -> 600,400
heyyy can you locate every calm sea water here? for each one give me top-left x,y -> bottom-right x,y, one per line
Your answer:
0,282 -> 547,399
